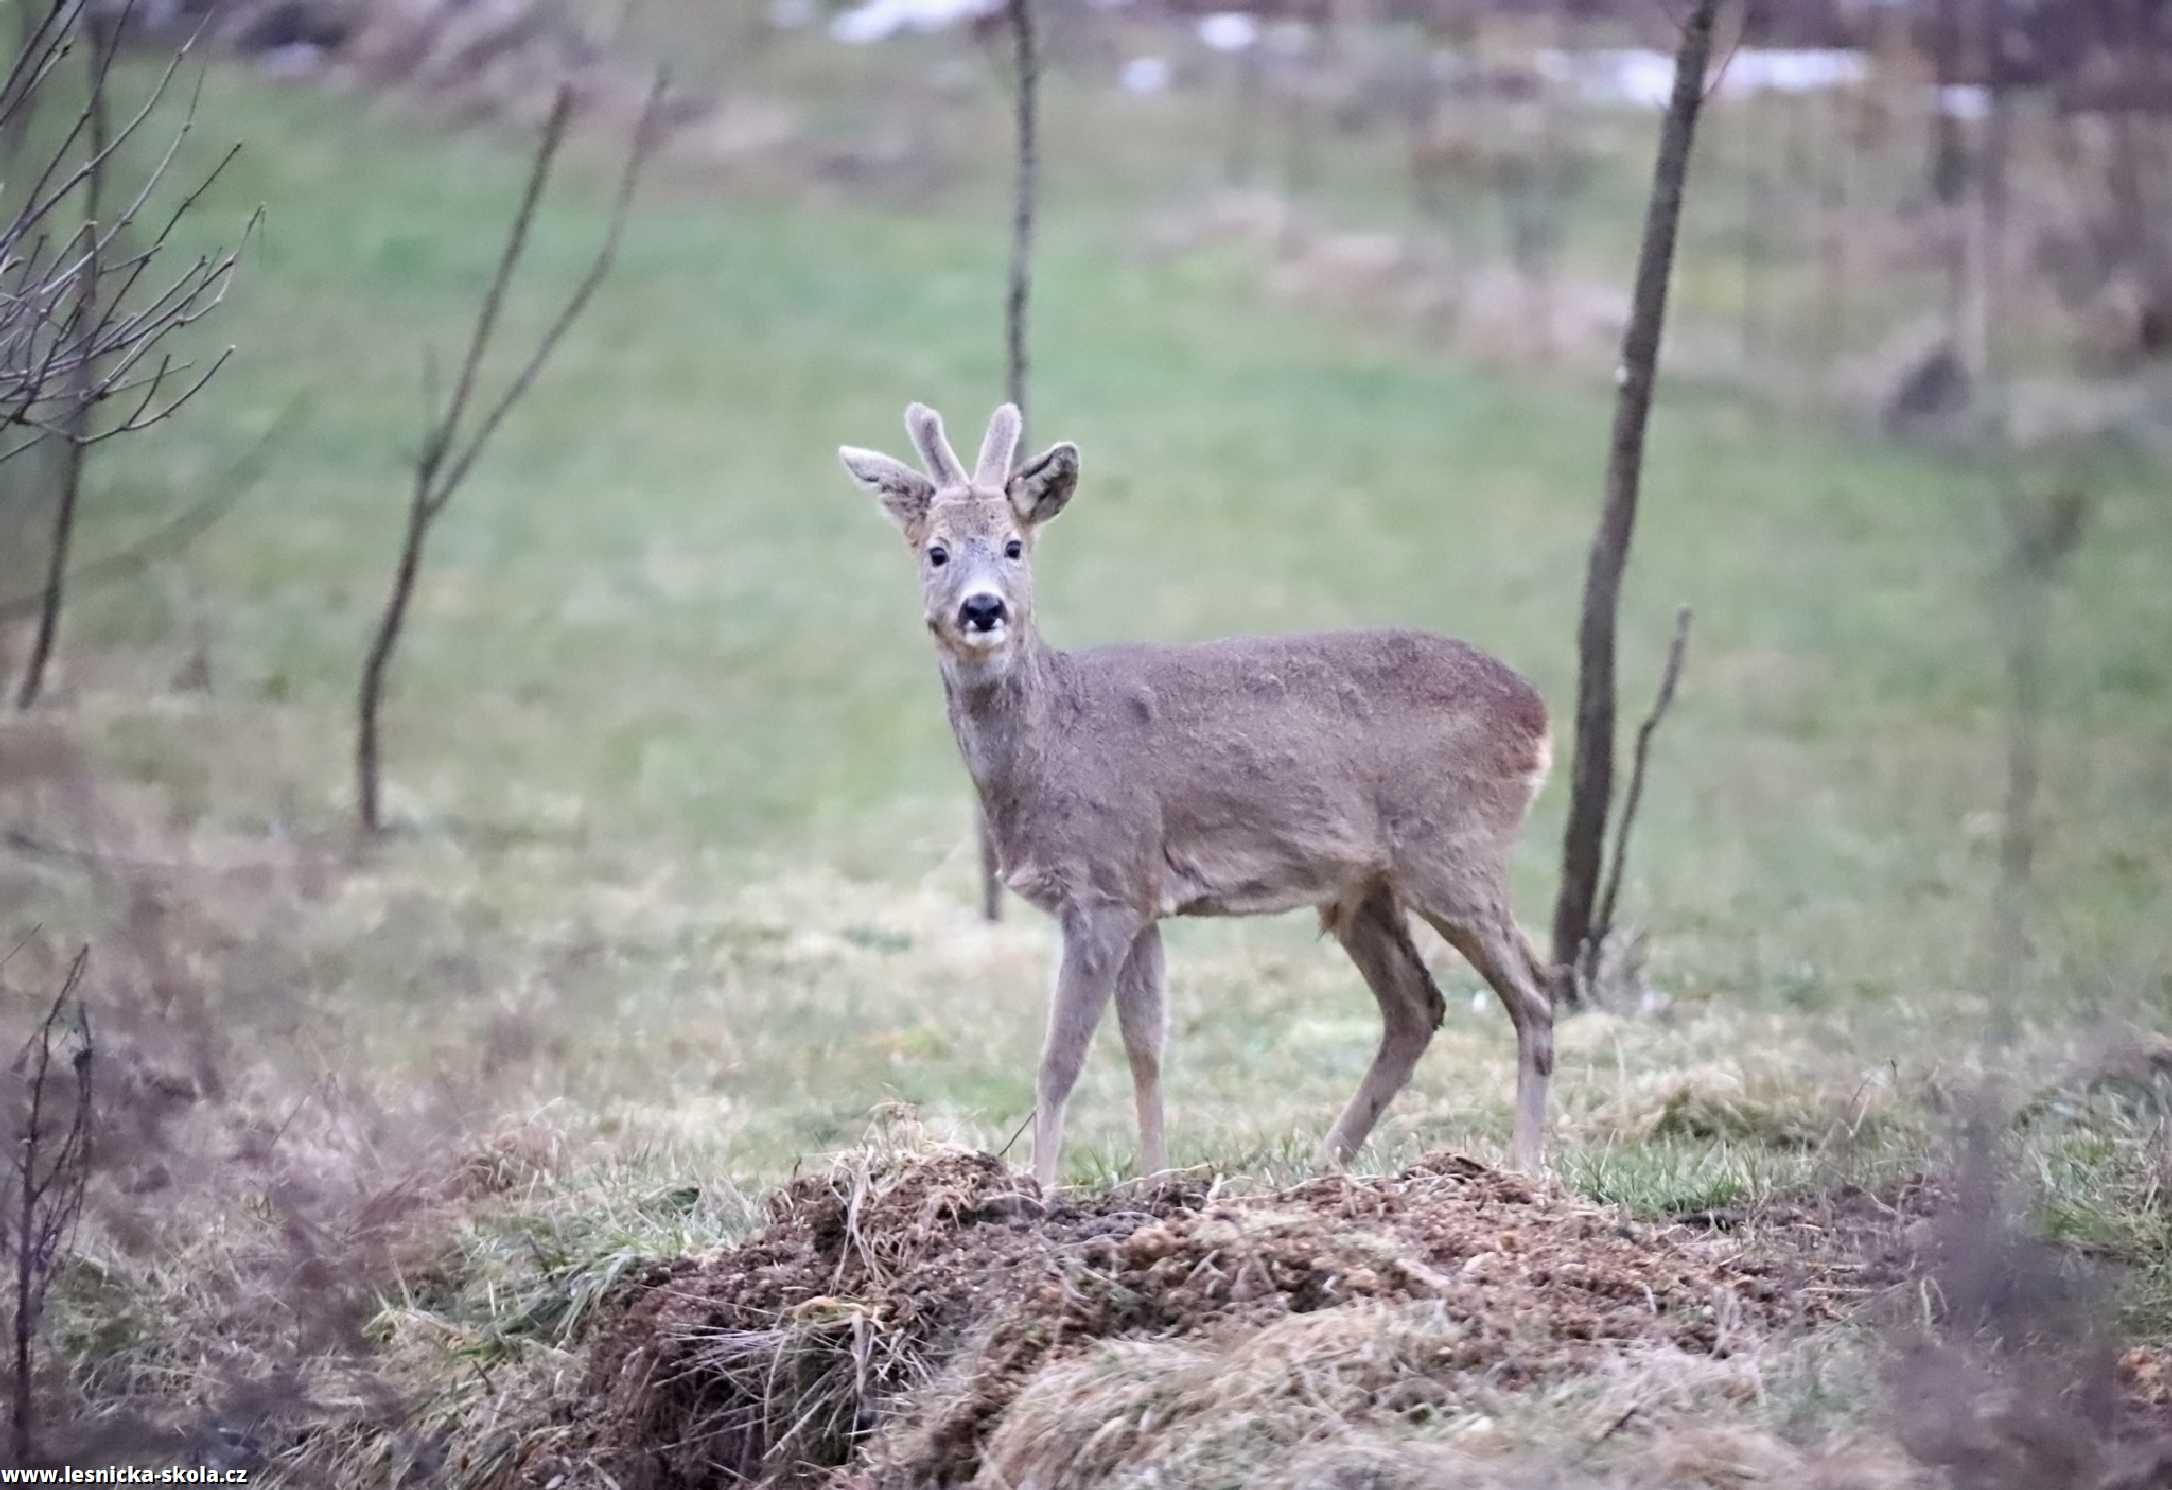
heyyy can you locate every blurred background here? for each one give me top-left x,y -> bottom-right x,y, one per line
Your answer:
0,0 -> 2168,1470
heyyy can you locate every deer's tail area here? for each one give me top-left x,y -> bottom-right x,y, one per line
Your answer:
1524,721 -> 1555,807
1518,719 -> 1558,1004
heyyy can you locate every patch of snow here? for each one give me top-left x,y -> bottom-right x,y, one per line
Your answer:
1722,48 -> 1869,95
1536,46 -> 1871,109
1197,12 -> 1260,53
830,0 -> 1000,45
1535,47 -> 1674,107
1120,56 -> 1173,96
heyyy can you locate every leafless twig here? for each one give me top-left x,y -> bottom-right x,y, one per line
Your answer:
996,1105 -> 1036,1160
1587,605 -> 1692,979
0,399 -> 302,625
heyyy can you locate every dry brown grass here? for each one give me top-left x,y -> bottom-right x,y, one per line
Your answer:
1590,1064 -> 1903,1150
987,1318 -> 1931,1490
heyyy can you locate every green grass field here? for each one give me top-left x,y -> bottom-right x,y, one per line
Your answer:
3,27 -> 2170,1481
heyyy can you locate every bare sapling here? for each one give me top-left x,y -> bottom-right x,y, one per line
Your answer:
16,15 -> 105,711
839,404 -> 1556,1184
356,76 -> 664,833
5,1 -> 258,707
1972,0 -> 2091,1003
1550,0 -> 1721,1006
2,946 -> 93,1469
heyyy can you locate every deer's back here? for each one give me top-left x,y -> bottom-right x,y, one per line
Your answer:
1065,627 -> 1547,783
1023,629 -> 1549,918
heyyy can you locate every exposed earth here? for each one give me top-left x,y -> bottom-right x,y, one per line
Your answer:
526,1148 -> 1968,1488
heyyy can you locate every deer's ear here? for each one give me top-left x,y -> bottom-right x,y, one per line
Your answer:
1006,442 -> 1078,528
839,447 -> 935,537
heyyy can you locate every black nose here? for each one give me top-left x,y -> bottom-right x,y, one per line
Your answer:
959,594 -> 1008,633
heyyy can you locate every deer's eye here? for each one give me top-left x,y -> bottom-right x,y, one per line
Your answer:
927,545 -> 949,567
1004,538 -> 1024,561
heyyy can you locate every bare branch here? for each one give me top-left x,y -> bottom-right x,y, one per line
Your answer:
4,207 -> 257,439
1590,606 -> 1693,959
428,74 -> 667,513
0,3 -> 249,511
2,27 -> 197,263
0,4 -> 77,136
423,86 -> 578,495
0,400 -> 299,624
66,136 -> 245,296
86,347 -> 233,442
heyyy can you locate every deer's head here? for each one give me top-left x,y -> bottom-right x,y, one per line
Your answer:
839,402 -> 1078,670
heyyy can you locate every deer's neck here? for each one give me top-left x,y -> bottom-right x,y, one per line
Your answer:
940,636 -> 1061,816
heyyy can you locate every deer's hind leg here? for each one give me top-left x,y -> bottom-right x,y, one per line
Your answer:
1317,884 -> 1447,1168
1410,877 -> 1553,1175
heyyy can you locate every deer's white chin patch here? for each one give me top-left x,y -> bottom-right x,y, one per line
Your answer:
955,623 -> 1008,653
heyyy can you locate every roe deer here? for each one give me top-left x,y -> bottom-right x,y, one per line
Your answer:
838,402 -> 1555,1184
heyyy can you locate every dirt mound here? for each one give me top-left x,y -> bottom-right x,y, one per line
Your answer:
569,1149 -> 1836,1489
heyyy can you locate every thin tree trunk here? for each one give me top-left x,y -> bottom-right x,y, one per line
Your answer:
9,958 -> 50,1465
15,442 -> 80,710
1284,14 -> 1324,198
1816,86 -> 1850,390
15,34 -> 107,710
1530,3 -> 1568,364
1934,0 -> 1968,353
357,488 -> 428,834
1996,559 -> 2041,967
1981,0 -> 2029,991
1962,0 -> 2006,383
1741,92 -> 1765,376
1549,0 -> 1720,1002
1004,0 -> 1037,442
1228,41 -> 1261,187
1930,0 -> 1966,206
982,0 -> 1039,923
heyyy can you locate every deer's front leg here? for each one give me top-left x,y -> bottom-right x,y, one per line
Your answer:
1033,908 -> 1139,1189
1114,924 -> 1168,1177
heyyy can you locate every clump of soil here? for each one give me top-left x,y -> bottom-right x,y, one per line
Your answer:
1669,1173 -> 1950,1306
572,1149 -> 1837,1489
